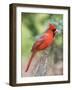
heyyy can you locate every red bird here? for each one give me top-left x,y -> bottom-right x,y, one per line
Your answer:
25,24 -> 58,72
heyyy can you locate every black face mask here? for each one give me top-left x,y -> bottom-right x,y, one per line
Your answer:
52,29 -> 56,37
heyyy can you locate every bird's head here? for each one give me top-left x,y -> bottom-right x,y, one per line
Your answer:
46,23 -> 58,34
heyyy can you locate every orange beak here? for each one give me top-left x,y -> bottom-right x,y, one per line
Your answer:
55,29 -> 59,33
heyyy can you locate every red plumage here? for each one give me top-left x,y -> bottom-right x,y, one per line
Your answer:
25,24 -> 57,72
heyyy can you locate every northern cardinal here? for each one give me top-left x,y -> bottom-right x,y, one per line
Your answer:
25,24 -> 58,72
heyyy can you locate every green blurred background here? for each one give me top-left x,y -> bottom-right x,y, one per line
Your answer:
21,13 -> 63,63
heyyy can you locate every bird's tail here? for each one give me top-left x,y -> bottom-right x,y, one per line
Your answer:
25,51 -> 36,72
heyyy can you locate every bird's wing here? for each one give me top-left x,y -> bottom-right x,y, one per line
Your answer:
31,35 -> 48,52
